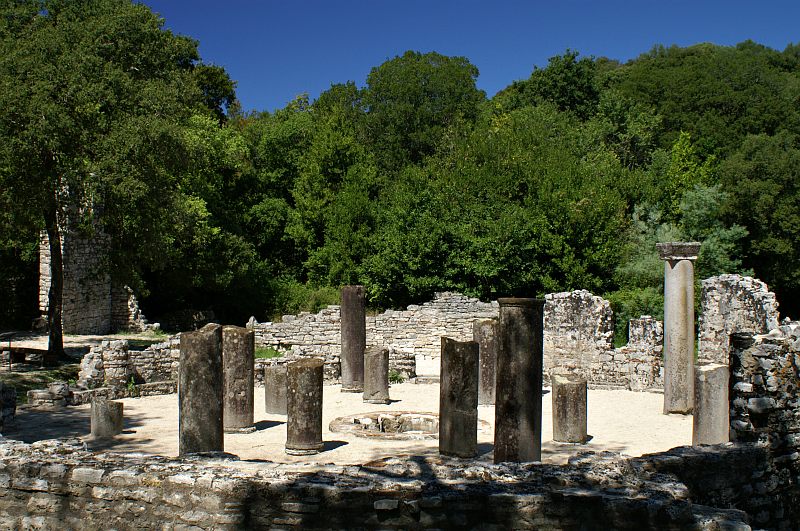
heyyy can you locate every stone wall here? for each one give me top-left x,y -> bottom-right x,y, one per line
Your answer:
727,324 -> 800,528
249,291 -> 666,390
0,438 -> 758,530
39,232 -> 156,335
698,274 -> 780,364
77,337 -> 180,390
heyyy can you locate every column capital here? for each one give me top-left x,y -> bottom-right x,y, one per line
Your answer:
656,242 -> 701,261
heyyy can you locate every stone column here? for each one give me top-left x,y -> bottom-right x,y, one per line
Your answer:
363,346 -> 390,404
179,323 -> 224,456
494,298 -> 545,463
286,358 -> 324,455
657,242 -> 701,414
552,374 -> 588,443
473,319 -> 498,406
102,339 -> 131,389
439,337 -> 479,458
693,363 -> 729,445
222,326 -> 255,433
340,285 -> 366,392
264,364 -> 288,415
91,398 -> 123,439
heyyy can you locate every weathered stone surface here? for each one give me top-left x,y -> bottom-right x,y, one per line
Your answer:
698,275 -> 780,363
658,242 -> 700,414
102,340 -> 130,389
340,285 -> 366,392
693,363 -> 729,446
222,326 -> 255,433
494,298 -> 545,463
90,398 -> 123,439
363,346 -> 390,404
263,364 -> 288,415
473,319 -> 497,405
439,338 -> 478,458
179,324 -> 223,455
286,358 -> 324,455
552,374 -> 588,444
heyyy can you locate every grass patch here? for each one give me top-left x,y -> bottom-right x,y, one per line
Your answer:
1,362 -> 80,404
255,347 -> 284,359
388,369 -> 406,384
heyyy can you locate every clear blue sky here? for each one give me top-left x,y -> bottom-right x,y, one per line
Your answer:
140,1 -> 799,114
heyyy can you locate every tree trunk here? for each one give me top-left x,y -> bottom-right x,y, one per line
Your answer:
44,204 -> 65,361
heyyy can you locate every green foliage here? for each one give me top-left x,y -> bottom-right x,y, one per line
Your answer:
364,51 -> 486,169
255,347 -> 284,359
268,279 -> 340,318
605,287 -> 664,347
388,370 -> 405,384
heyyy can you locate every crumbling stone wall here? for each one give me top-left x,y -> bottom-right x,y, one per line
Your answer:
249,291 -> 666,390
39,232 -> 112,334
77,337 -> 180,390
0,438 -> 755,530
39,233 -> 155,335
727,324 -> 800,529
698,274 -> 780,363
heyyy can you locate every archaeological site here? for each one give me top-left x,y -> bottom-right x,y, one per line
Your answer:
0,240 -> 796,530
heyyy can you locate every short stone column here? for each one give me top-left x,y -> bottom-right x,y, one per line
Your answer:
102,339 -> 131,389
264,364 -> 288,415
340,285 -> 366,392
552,374 -> 588,443
286,358 -> 324,455
363,346 -> 390,404
179,323 -> 224,456
657,242 -> 701,414
473,319 -> 498,405
222,326 -> 255,433
439,337 -> 479,458
693,363 -> 729,445
91,398 -> 123,439
494,298 -> 545,463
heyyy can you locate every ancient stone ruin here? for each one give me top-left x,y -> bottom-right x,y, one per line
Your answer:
7,273 -> 797,528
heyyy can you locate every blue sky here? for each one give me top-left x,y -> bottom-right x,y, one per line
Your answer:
140,1 -> 799,114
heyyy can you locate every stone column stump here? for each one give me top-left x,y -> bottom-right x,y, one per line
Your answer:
340,285 -> 366,392
179,323 -> 224,456
552,374 -> 588,443
439,337 -> 479,458
286,358 -> 324,455
91,398 -> 123,439
473,319 -> 498,406
102,339 -> 131,389
222,326 -> 255,433
494,298 -> 545,463
657,242 -> 701,414
693,363 -> 729,445
363,346 -> 390,404
264,364 -> 288,415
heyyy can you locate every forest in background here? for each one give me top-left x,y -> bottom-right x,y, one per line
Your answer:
2,1 -> 799,344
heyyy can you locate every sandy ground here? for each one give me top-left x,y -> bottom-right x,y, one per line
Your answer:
5,382 -> 692,468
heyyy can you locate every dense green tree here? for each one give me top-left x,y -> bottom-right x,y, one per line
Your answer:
0,0 -> 224,353
363,51 -> 485,169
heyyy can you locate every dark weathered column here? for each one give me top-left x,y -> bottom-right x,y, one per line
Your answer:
439,337 -> 479,458
179,323 -> 224,455
286,358 -> 324,455
90,398 -> 123,439
264,364 -> 288,415
223,326 -> 255,433
494,298 -> 545,463
340,285 -> 366,392
363,346 -> 390,404
552,374 -> 588,443
657,242 -> 700,414
693,363 -> 729,445
473,319 -> 498,405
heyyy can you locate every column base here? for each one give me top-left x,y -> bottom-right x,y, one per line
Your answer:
285,444 -> 323,456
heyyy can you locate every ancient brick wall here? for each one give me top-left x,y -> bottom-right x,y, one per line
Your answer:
0,438 -> 754,530
39,232 -> 112,334
698,274 -> 780,363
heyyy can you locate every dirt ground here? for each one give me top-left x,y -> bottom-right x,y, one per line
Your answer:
4,382 -> 692,469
